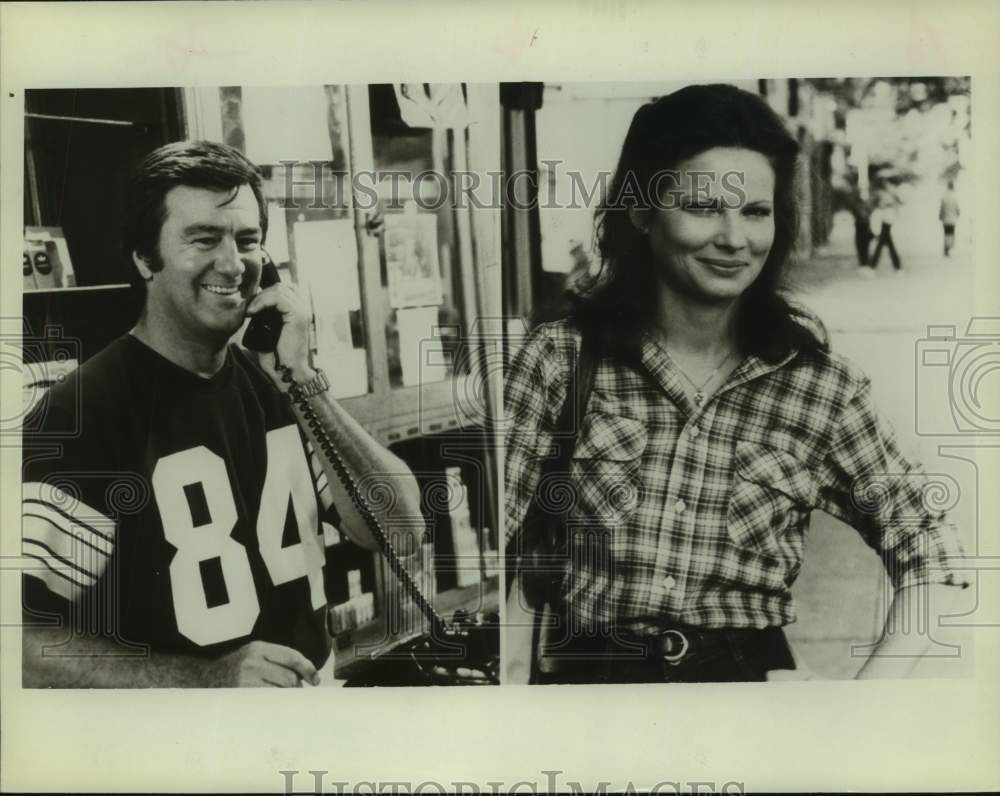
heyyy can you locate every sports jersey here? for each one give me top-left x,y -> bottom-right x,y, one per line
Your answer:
22,334 -> 341,668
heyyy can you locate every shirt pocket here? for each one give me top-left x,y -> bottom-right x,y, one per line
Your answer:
568,413 -> 647,529
726,442 -> 820,559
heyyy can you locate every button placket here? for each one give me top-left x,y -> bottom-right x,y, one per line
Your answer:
656,401 -> 716,614
653,447 -> 692,611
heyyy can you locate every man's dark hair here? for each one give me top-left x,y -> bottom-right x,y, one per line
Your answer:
123,140 -> 267,277
571,83 -> 827,362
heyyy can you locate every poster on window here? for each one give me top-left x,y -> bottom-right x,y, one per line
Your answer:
384,209 -> 443,310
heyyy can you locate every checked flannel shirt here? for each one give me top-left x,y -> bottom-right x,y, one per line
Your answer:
504,319 -> 969,634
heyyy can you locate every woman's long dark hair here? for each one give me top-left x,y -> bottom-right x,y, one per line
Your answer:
570,83 -> 828,362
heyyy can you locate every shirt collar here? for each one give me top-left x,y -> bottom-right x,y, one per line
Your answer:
637,331 -> 800,411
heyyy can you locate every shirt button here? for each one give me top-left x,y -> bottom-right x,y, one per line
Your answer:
663,575 -> 676,590
688,425 -> 700,438
673,499 -> 686,514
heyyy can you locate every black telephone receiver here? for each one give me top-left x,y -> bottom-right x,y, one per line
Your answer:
242,258 -> 283,353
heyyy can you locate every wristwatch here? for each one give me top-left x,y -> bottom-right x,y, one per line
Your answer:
286,367 -> 330,404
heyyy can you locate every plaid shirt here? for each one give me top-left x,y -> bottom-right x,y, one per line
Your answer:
505,319 -> 968,633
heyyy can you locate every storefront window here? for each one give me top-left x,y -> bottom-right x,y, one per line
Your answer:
216,85 -> 369,398
369,84 -> 471,391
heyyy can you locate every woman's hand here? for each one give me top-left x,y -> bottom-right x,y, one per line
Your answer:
854,583 -> 969,679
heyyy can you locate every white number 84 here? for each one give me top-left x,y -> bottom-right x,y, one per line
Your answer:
152,426 -> 324,647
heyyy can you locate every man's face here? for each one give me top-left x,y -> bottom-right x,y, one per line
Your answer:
143,184 -> 264,345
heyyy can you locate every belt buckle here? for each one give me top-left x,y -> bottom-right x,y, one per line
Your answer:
660,629 -> 689,665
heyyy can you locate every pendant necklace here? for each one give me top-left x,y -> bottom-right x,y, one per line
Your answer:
667,350 -> 736,406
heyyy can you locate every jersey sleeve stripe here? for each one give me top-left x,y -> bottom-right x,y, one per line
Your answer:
22,534 -> 104,581
316,481 -> 333,512
22,538 -> 99,583
22,498 -> 115,546
23,511 -> 112,560
306,445 -> 334,510
322,521 -> 341,547
23,481 -> 116,542
21,554 -> 90,602
307,445 -> 324,483
22,502 -> 115,555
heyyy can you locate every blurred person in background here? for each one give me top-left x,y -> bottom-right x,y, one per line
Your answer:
939,180 -> 961,257
867,187 -> 903,272
849,187 -> 874,273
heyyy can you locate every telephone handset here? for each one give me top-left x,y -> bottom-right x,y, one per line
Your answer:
242,258 -> 284,354
246,258 -> 497,683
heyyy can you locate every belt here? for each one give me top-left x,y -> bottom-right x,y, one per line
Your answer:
535,624 -> 795,684
622,627 -> 729,664
618,625 -> 787,668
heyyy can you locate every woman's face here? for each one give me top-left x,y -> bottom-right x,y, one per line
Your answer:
642,146 -> 776,306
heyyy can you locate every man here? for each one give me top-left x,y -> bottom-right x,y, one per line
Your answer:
21,141 -> 422,687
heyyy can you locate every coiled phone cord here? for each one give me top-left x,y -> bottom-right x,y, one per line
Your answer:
279,365 -> 458,639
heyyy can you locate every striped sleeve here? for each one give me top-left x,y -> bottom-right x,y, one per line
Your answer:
305,440 -> 334,514
21,480 -> 116,604
304,440 -> 348,552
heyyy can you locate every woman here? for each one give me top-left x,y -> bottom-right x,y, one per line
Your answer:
504,84 -> 967,684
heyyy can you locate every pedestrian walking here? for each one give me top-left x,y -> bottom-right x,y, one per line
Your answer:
868,189 -> 902,272
939,180 -> 960,257
852,190 -> 873,269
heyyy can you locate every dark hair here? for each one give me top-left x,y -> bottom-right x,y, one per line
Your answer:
123,140 -> 267,278
572,83 -> 827,362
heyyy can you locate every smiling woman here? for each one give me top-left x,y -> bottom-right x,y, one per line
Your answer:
504,83 -> 970,685
640,147 -> 776,308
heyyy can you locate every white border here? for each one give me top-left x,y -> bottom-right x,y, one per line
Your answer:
2,1 -> 999,792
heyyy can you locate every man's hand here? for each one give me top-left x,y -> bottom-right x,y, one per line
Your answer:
245,280 -> 315,388
207,640 -> 321,687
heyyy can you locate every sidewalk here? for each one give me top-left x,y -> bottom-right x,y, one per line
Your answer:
780,222 -> 977,679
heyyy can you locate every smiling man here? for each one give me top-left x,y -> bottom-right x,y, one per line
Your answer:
21,141 -> 422,687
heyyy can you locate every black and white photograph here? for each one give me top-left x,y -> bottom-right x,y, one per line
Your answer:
502,78 -> 979,685
17,83 -> 501,688
1,2 -> 998,794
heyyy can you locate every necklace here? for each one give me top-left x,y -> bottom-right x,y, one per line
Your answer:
666,349 -> 736,406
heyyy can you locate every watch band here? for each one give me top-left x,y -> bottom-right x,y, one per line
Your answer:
285,367 -> 330,404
